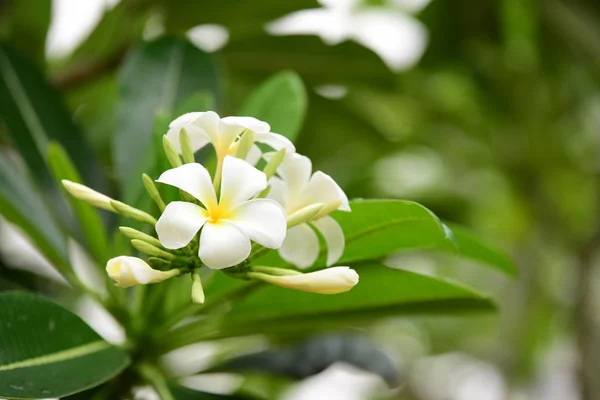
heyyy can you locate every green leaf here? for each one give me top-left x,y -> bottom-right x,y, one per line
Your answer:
443,222 -> 517,276
0,154 -> 69,274
174,90 -> 215,116
215,333 -> 398,386
165,263 -> 495,348
170,385 -> 247,400
256,199 -> 456,268
239,71 -> 307,142
47,142 -> 109,265
114,37 -> 220,205
0,44 -> 108,195
0,292 -> 129,399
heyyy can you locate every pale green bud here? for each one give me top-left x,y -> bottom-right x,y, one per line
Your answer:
61,180 -> 116,212
313,200 -> 343,219
142,174 -> 166,211
262,148 -> 286,180
179,128 -> 195,164
110,201 -> 157,225
119,226 -> 163,248
286,203 -> 324,229
235,130 -> 255,160
162,135 -> 182,168
130,239 -> 175,260
191,271 -> 205,304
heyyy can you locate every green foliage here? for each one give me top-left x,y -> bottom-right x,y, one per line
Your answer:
47,143 -> 109,265
114,37 -> 220,205
166,263 -> 494,348
0,292 -> 129,399
239,71 -> 307,141
0,154 -> 68,270
0,44 -> 107,193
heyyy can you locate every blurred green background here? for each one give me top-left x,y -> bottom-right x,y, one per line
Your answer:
2,0 -> 600,399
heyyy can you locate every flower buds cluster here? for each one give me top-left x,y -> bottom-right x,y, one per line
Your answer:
62,111 -> 358,302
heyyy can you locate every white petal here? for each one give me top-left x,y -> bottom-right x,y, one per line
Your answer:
187,111 -> 226,153
299,171 -> 350,211
277,153 -> 312,200
313,216 -> 345,266
166,112 -> 211,153
222,116 -> 271,134
156,202 -> 207,249
255,132 -> 296,153
352,11 -> 428,71
279,223 -> 319,269
229,199 -> 287,249
219,156 -> 267,209
199,221 -> 251,269
246,144 -> 263,166
266,8 -> 352,45
267,177 -> 288,208
157,163 -> 218,209
268,266 -> 359,294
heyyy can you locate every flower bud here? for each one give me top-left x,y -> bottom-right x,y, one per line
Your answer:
142,174 -> 166,211
179,128 -> 196,164
314,200 -> 343,219
119,226 -> 163,248
191,271 -> 205,304
130,239 -> 175,260
286,203 -> 324,228
61,180 -> 116,212
249,266 -> 359,294
106,256 -> 180,287
162,135 -> 183,168
110,201 -> 157,225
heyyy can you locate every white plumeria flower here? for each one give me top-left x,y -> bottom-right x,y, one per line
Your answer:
268,153 -> 350,268
155,156 -> 287,270
259,266 -> 359,294
165,111 -> 295,165
106,256 -> 178,288
266,0 -> 429,71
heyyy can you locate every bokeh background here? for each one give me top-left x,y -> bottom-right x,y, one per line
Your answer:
2,0 -> 600,399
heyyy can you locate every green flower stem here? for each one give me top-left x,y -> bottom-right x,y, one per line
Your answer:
213,155 -> 224,191
252,266 -> 302,276
138,364 -> 174,400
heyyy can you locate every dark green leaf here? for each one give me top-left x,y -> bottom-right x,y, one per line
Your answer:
114,37 -> 220,205
0,154 -> 68,272
216,333 -> 399,386
166,263 -> 495,348
239,71 -> 307,141
175,90 -> 215,116
170,385 -> 248,400
47,142 -> 109,265
0,44 -> 108,194
256,199 -> 456,268
444,222 -> 517,276
0,292 -> 129,399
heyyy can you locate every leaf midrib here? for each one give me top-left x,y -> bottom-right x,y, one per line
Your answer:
0,340 -> 110,372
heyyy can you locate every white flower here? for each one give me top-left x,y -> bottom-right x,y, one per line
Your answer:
106,256 -> 178,287
268,153 -> 350,268
165,111 -> 295,164
266,0 -> 429,71
155,156 -> 287,269
260,266 -> 359,294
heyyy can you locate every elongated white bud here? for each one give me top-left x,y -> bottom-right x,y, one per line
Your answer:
248,266 -> 359,294
286,203 -> 324,229
62,180 -> 116,212
106,256 -> 179,288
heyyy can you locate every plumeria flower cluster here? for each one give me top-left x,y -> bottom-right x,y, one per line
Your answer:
62,111 -> 358,303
